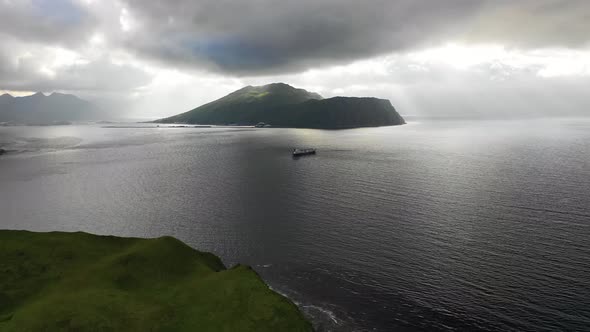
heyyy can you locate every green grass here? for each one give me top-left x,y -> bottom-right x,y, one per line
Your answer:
246,91 -> 269,99
0,230 -> 312,332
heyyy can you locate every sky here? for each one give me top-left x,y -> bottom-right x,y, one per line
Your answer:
0,0 -> 589,119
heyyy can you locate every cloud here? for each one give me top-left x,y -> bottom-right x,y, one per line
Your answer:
2,1 -> 589,81
0,0 -> 589,120
463,1 -> 590,48
0,37 -> 152,95
117,0 -> 590,75
0,0 -> 96,46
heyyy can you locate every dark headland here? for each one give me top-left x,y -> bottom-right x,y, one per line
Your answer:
0,230 -> 312,331
155,83 -> 406,129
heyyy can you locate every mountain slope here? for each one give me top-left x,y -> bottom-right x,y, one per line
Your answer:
155,83 -> 405,128
0,230 -> 312,332
0,93 -> 14,105
0,92 -> 102,124
158,83 -> 322,124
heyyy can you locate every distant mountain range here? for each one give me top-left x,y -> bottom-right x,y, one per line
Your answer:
0,92 -> 103,125
155,83 -> 405,129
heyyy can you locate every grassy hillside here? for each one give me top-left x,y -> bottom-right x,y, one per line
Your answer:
0,230 -> 312,332
157,83 -> 322,125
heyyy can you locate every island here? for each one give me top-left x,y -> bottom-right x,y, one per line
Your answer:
0,230 -> 312,331
155,83 -> 405,129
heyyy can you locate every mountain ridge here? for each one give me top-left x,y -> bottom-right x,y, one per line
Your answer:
0,92 -> 104,124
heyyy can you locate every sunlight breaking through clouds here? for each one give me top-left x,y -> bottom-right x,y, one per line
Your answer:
0,0 -> 589,119
409,43 -> 590,77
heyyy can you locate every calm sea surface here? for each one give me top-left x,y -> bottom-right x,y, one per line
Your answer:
1,119 -> 589,331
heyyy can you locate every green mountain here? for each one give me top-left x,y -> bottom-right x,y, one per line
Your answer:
155,83 -> 405,129
157,83 -> 322,125
0,230 -> 312,332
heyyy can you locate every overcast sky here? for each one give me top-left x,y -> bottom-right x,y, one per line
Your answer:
1,0 -> 589,119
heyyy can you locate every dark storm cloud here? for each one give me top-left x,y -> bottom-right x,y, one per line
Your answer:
0,0 -> 96,46
121,0 -> 477,74
0,1 -> 151,95
120,0 -> 590,75
0,0 -> 589,97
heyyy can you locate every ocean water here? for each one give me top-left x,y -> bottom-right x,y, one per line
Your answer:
1,119 -> 589,331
